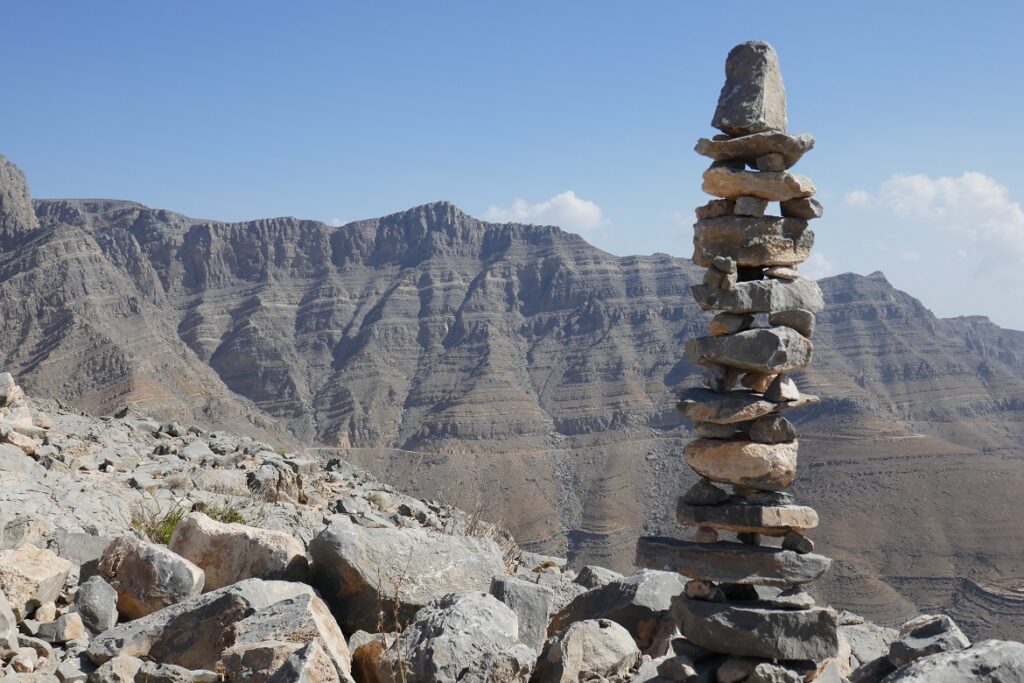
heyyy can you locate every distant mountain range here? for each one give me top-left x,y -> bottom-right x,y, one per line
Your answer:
2,153 -> 1023,638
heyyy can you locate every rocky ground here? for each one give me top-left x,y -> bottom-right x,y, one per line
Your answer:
0,372 -> 1021,682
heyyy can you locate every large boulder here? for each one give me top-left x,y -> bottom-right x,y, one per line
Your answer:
887,614 -> 970,668
224,592 -> 354,683
167,512 -> 308,590
309,516 -> 507,632
86,579 -> 314,668
882,639 -> 1024,682
73,576 -> 118,634
376,592 -> 535,683
712,41 -> 787,136
535,619 -> 640,683
490,576 -> 555,652
0,544 -> 72,620
98,536 -> 205,619
548,569 -> 686,650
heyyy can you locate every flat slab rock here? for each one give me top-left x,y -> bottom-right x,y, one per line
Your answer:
677,387 -> 817,425
676,497 -> 818,535
703,166 -> 815,203
685,327 -> 813,374
691,277 -> 824,314
684,438 -> 797,491
693,215 -> 814,268
635,537 -> 831,587
695,132 -> 815,170
673,595 -> 839,660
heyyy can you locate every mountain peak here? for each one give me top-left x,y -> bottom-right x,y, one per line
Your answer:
0,154 -> 40,242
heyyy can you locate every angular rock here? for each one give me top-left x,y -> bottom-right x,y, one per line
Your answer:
741,372 -> 776,393
490,576 -> 554,652
220,640 -> 328,683
36,612 -> 85,644
674,596 -> 838,660
677,388 -> 779,425
695,132 -> 814,169
676,498 -> 817,535
309,516 -> 506,633
86,579 -> 314,668
574,566 -> 623,590
693,216 -> 814,268
535,619 -> 640,683
734,196 -> 769,217
695,199 -> 735,220
350,632 -> 396,683
686,327 -> 813,374
89,654 -> 143,681
0,588 -> 17,657
73,576 -> 118,634
749,662 -> 802,683
882,639 -> 1024,682
167,512 -> 308,591
548,570 -> 686,649
765,374 -> 801,402
682,479 -> 730,506
888,614 -> 970,668
228,592 -> 353,683
684,438 -> 798,491
376,592 -> 534,683
712,41 -> 787,136
0,443 -> 43,478
749,414 -> 797,444
636,537 -> 831,587
691,277 -> 824,314
0,544 -> 72,620
98,537 -> 205,620
267,640 -> 341,683
782,531 -> 814,554
708,312 -> 754,337
703,166 -> 814,203
841,618 -> 897,671
703,364 -> 741,392
756,153 -> 786,172
780,197 -> 823,219
768,309 -> 815,338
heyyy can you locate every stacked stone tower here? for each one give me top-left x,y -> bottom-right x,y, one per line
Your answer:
637,42 -> 840,666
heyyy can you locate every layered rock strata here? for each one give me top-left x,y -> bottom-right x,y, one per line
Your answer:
637,40 -> 841,670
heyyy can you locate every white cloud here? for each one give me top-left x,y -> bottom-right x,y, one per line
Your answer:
801,252 -> 839,280
330,218 -> 346,227
484,191 -> 605,232
849,172 -> 1024,267
843,190 -> 875,209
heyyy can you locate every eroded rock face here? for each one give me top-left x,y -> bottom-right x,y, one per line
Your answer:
168,512 -> 308,590
0,154 -> 39,241
309,516 -> 507,632
98,537 -> 205,620
376,592 -> 535,683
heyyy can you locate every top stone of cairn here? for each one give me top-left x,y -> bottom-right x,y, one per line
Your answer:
712,41 -> 787,136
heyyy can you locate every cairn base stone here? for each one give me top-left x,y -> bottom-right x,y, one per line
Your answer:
673,596 -> 839,660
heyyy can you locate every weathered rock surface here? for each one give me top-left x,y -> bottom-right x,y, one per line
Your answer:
685,327 -> 813,375
72,577 -> 118,635
168,512 -> 308,590
676,498 -> 818,535
376,592 -> 535,683
674,596 -> 839,660
677,388 -> 783,425
548,570 -> 687,649
888,614 -> 970,668
309,516 -> 507,632
0,589 -> 17,657
684,438 -> 798,491
636,537 -> 831,586
691,277 -> 824,313
0,545 -> 71,621
780,197 -> 823,219
693,216 -> 814,268
535,619 -> 640,683
881,639 -> 1024,682
712,41 -> 787,135
98,537 -> 205,620
703,167 -> 815,203
695,132 -> 814,169
490,576 -> 554,652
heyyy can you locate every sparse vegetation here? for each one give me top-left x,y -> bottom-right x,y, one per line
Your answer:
130,503 -> 185,545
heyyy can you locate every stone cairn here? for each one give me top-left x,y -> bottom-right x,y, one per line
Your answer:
637,41 -> 841,667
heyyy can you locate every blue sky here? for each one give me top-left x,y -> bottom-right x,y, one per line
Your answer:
3,2 -> 1024,329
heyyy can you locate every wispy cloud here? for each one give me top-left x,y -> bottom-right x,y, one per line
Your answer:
484,191 -> 605,232
801,252 -> 839,280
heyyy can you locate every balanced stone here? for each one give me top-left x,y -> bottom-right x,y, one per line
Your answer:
682,479 -> 731,505
764,266 -> 799,280
684,438 -> 797,491
674,596 -> 839,660
708,312 -> 754,336
696,198 -> 735,219
764,374 -> 801,401
749,414 -> 796,444
676,498 -> 817,536
691,277 -> 824,314
755,153 -> 786,172
780,197 -> 823,219
740,372 -> 775,393
768,309 -> 815,338
685,327 -> 813,374
694,421 -> 747,438
695,132 -> 814,169
733,196 -> 768,217
692,215 -> 814,268
703,166 -> 815,202
677,388 -> 780,424
636,538 -> 831,587
712,41 -> 787,136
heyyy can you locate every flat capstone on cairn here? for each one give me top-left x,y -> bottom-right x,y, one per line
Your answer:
637,41 -> 839,665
